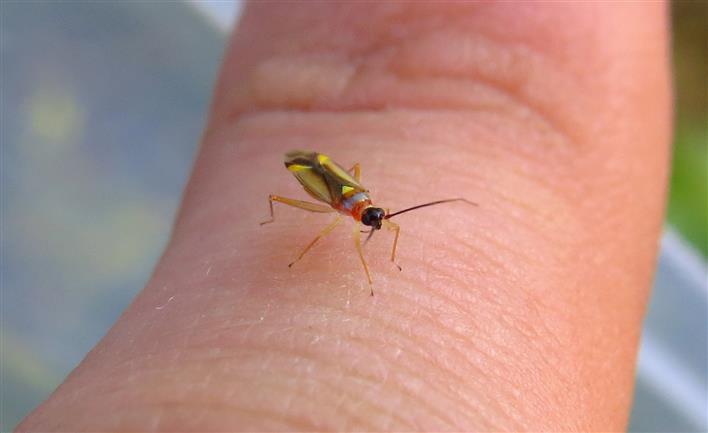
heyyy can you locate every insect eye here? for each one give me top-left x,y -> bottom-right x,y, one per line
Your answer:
362,208 -> 384,228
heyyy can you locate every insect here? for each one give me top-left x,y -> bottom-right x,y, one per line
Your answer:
261,150 -> 477,295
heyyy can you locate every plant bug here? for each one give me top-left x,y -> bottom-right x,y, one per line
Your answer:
260,150 -> 477,295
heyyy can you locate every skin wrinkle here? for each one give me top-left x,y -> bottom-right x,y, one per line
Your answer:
241,312 -> 487,426
207,110 -> 576,212
389,32 -> 585,146
92,264 -> 544,428
377,219 -> 585,427
360,250 -> 560,418
142,403 -> 327,432
145,296 -> 470,418
455,206 -> 572,267
375,145 -> 578,249
225,63 -> 580,150
377,282 -> 568,428
221,5 -> 568,117
80,350 -> 390,431
218,4 -> 585,149
368,333 -> 514,428
382,216 -> 534,287
450,236 -> 580,328
249,54 -> 358,109
183,347 -> 440,430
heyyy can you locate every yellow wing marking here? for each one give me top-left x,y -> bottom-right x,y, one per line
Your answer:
318,156 -> 362,189
342,185 -> 355,195
287,164 -> 310,172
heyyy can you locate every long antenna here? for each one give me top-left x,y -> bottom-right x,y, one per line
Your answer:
384,198 -> 477,219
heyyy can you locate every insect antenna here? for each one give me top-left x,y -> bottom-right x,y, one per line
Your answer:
384,198 -> 478,219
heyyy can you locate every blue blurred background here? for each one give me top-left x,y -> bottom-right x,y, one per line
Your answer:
1,2 -> 705,431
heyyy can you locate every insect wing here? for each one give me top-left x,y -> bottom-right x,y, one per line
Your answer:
317,154 -> 367,204
318,156 -> 361,189
284,151 -> 366,205
284,151 -> 334,204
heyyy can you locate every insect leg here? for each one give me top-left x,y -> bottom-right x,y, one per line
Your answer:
383,219 -> 403,271
353,223 -> 374,296
288,216 -> 342,268
347,163 -> 361,182
260,194 -> 335,225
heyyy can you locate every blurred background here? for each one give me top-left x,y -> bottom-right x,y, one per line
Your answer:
1,2 -> 705,431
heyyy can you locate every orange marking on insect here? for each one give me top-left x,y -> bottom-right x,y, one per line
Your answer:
261,150 -> 478,295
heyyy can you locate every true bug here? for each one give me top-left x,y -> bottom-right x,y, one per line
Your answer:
261,150 -> 476,295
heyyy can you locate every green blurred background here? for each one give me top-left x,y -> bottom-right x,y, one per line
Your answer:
1,1 -> 706,431
668,1 -> 707,257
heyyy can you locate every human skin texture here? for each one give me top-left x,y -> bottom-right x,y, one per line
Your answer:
18,2 -> 671,431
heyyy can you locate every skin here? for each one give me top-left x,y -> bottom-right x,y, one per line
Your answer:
18,2 -> 671,431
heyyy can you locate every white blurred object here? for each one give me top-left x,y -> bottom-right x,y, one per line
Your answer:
190,0 -> 242,31
630,229 -> 708,431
